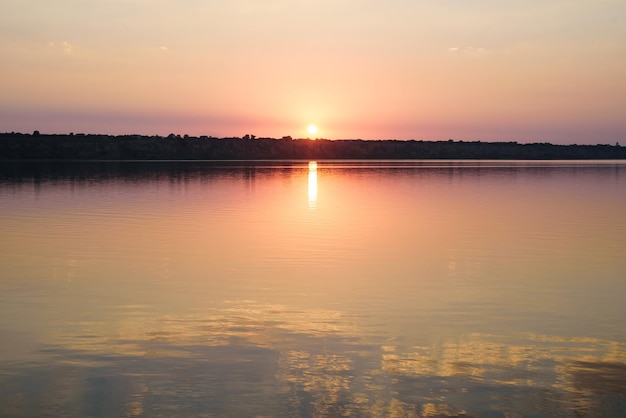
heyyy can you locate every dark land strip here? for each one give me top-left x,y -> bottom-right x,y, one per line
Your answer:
1,132 -> 625,160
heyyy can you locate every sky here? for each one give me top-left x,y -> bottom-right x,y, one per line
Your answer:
1,0 -> 625,144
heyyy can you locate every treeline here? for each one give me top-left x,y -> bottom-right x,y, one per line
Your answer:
1,132 -> 624,160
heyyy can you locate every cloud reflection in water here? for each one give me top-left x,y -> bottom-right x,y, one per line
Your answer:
1,300 -> 625,417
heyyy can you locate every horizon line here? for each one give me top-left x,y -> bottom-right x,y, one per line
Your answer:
1,131 -> 622,147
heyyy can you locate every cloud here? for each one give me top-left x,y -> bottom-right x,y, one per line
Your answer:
451,43 -> 538,56
62,41 -> 73,54
465,46 -> 489,55
48,41 -> 73,54
447,46 -> 490,56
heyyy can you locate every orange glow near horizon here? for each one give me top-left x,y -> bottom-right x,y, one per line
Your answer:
0,1 -> 625,143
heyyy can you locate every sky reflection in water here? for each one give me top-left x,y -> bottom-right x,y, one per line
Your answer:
0,161 -> 625,417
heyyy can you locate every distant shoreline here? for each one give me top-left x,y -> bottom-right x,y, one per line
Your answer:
1,132 -> 624,160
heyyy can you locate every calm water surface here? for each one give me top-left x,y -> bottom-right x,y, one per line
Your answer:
1,160 -> 625,417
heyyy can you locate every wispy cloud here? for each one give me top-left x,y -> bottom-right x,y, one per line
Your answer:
447,46 -> 489,56
62,41 -> 73,54
49,41 -> 73,54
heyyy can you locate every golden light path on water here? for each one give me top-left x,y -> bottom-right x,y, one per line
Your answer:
308,161 -> 317,209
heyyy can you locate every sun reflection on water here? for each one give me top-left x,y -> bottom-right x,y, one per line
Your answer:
308,161 -> 318,209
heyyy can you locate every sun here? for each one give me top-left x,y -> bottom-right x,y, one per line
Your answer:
307,124 -> 318,137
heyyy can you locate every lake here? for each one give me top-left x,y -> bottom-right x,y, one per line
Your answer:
1,160 -> 625,417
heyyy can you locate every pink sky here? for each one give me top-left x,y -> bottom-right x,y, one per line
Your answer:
1,1 -> 625,144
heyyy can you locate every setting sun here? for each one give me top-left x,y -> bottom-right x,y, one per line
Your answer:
307,124 -> 318,137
